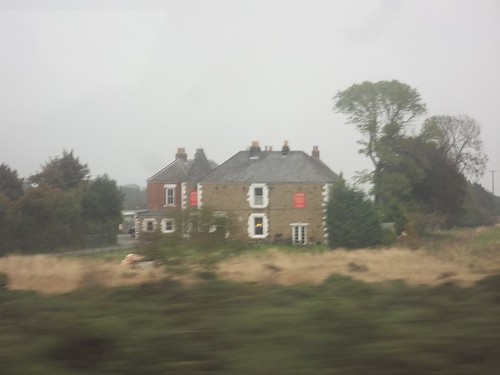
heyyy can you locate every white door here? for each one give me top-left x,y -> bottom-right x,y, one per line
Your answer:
292,225 -> 307,245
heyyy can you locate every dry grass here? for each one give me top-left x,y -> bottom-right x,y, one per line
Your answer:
216,244 -> 500,287
0,255 -> 167,294
2,226 -> 500,294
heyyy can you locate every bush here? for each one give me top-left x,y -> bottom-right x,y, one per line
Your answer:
380,227 -> 397,246
327,180 -> 383,249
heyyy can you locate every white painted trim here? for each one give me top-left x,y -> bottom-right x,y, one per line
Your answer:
142,218 -> 157,233
247,183 -> 269,208
181,183 -> 187,210
322,183 -> 332,243
134,217 -> 141,239
197,184 -> 203,209
160,218 -> 175,233
322,183 -> 331,203
164,184 -> 177,207
290,223 -> 308,244
248,213 -> 269,239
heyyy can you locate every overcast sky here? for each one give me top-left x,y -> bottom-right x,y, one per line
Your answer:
1,0 -> 499,192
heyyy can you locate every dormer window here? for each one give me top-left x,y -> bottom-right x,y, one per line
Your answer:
248,183 -> 268,208
164,184 -> 176,207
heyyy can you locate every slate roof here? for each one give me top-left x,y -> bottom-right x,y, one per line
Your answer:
147,149 -> 216,183
200,150 -> 340,183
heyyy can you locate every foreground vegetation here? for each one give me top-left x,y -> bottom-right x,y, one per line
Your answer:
1,273 -> 499,374
1,226 -> 500,374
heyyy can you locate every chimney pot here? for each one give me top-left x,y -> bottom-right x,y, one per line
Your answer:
175,147 -> 188,162
312,145 -> 320,159
282,140 -> 290,155
194,148 -> 205,160
249,141 -> 261,158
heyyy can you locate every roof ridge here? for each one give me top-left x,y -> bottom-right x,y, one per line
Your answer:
147,159 -> 188,182
200,149 -> 339,183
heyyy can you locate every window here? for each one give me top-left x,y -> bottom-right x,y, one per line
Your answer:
142,219 -> 156,232
167,189 -> 174,205
254,217 -> 264,235
254,187 -> 263,206
291,223 -> 308,245
248,213 -> 268,239
161,218 -> 175,233
164,184 -> 176,207
248,183 -> 268,208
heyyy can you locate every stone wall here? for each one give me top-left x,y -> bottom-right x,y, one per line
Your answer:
201,182 -> 328,243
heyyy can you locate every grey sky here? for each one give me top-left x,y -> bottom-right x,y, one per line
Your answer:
1,0 -> 499,192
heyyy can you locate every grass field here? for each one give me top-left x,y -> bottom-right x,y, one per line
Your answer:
1,226 -> 499,294
0,226 -> 499,373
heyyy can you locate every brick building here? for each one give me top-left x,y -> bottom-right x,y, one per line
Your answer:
136,148 -> 216,237
136,142 -> 340,244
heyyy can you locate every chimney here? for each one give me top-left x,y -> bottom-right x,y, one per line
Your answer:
249,141 -> 261,158
281,140 -> 290,155
175,147 -> 187,162
194,148 -> 205,160
311,145 -> 320,159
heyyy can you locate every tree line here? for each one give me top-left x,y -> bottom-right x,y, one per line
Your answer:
328,80 -> 499,248
0,150 -> 123,254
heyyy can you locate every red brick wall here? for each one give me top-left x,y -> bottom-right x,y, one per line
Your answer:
147,182 -> 185,211
147,182 -> 165,210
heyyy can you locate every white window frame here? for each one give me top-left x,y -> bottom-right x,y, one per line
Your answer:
161,218 -> 175,233
248,183 -> 269,208
290,223 -> 308,245
248,213 -> 268,239
142,218 -> 157,233
164,184 -> 176,207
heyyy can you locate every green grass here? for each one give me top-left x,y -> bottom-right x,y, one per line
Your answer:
1,272 -> 500,374
468,226 -> 500,248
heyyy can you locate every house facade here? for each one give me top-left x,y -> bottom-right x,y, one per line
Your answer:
136,148 -> 216,238
198,142 -> 340,244
137,142 -> 340,244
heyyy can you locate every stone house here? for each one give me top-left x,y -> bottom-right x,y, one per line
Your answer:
137,142 -> 340,244
198,142 -> 340,244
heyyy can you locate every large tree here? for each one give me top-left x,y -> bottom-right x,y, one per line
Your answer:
422,115 -> 488,179
375,133 -> 467,228
333,80 -> 427,173
410,141 -> 467,225
29,149 -> 90,190
0,163 -> 24,200
12,186 -> 82,251
81,175 -> 123,243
